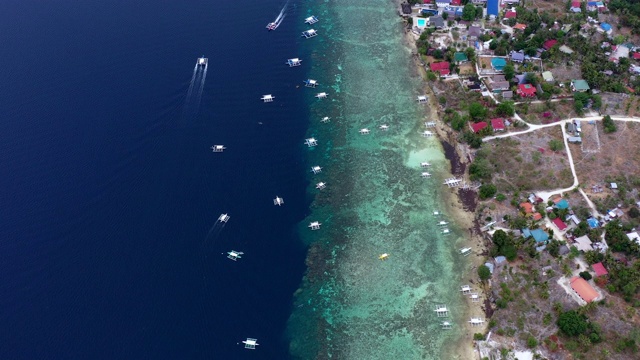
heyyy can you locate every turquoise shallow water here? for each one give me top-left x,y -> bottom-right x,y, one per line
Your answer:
288,1 -> 471,359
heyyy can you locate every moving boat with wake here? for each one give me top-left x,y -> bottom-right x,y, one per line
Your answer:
266,4 -> 287,31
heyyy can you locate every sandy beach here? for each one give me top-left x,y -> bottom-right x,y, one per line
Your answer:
400,12 -> 489,359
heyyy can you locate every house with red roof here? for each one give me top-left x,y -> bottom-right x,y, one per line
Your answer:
451,0 -> 461,5
543,39 -> 558,50
552,217 -> 568,231
430,62 -> 450,76
633,52 -> 640,60
533,213 -> 543,221
513,23 -> 527,31
592,262 -> 608,277
517,84 -> 536,97
491,118 -> 505,131
520,202 -> 533,214
504,11 -> 516,19
470,121 -> 488,133
570,276 -> 599,303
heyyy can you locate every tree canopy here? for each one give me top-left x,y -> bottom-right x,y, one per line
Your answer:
478,264 -> 491,281
557,310 -> 588,337
462,4 -> 477,21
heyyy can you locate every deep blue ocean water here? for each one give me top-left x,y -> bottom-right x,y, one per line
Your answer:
0,1 -> 311,358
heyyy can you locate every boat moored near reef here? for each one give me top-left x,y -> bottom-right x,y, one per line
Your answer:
266,22 -> 277,31
305,15 -> 319,25
302,29 -> 318,39
304,79 -> 318,88
315,92 -> 328,99
197,56 -> 207,66
287,58 -> 302,67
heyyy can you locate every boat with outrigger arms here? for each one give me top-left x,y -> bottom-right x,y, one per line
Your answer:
197,56 -> 207,66
305,16 -> 319,25
302,29 -> 318,39
266,22 -> 277,31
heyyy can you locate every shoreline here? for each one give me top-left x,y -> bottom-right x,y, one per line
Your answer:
399,13 -> 488,359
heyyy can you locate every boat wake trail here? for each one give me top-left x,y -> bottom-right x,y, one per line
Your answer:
182,63 -> 207,119
267,2 -> 288,30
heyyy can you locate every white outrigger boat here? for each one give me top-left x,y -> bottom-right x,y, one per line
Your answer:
242,338 -> 259,349
379,124 -> 389,131
437,220 -> 448,226
273,196 -> 284,206
304,79 -> 318,88
197,56 -> 208,66
421,130 -> 434,137
441,228 -> 450,234
227,250 -> 244,261
315,182 -> 326,190
420,162 -> 431,167
459,247 -> 472,256
287,58 -> 302,67
305,137 -> 318,147
218,213 -> 230,223
434,305 -> 449,317
315,92 -> 328,99
305,15 -> 319,25
359,128 -> 370,135
320,117 -> 330,123
421,172 -> 431,178
308,221 -> 321,230
311,165 -> 322,174
417,95 -> 428,103
469,318 -> 485,326
261,94 -> 275,103
302,29 -> 318,38
211,145 -> 226,153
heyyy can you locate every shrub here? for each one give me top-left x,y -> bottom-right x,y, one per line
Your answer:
473,333 -> 486,341
557,310 -> 588,336
527,335 -> 538,348
478,264 -> 492,281
549,139 -> 564,151
479,184 -> 497,199
579,271 -> 592,281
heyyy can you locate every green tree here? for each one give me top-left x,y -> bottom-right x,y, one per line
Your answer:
629,207 -> 640,218
462,4 -> 477,21
479,184 -> 497,199
469,102 -> 487,121
504,63 -> 515,81
496,101 -> 515,117
478,264 -> 491,281
549,139 -> 563,151
557,310 -> 588,336
602,115 -> 617,133
579,271 -> 593,280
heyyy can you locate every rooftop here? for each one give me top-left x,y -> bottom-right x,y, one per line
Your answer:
552,217 -> 568,231
471,121 -> 488,133
530,229 -> 549,243
570,276 -> 599,303
572,79 -> 590,91
592,262 -> 608,277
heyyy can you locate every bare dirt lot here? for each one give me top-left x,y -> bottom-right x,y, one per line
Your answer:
484,126 -> 573,192
572,121 -> 640,213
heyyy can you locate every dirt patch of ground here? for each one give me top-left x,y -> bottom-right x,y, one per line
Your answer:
600,92 -> 633,115
484,126 -> 573,192
543,63 -> 581,84
572,120 -> 640,213
518,100 -> 577,125
458,62 -> 475,75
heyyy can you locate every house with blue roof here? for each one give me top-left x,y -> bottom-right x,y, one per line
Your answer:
522,228 -> 532,238
491,57 -> 507,71
600,22 -> 612,35
555,199 -> 569,210
531,229 -> 549,243
587,218 -> 599,228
